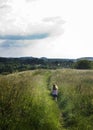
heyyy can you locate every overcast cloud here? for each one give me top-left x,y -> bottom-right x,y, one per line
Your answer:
0,0 -> 64,37
0,0 -> 93,58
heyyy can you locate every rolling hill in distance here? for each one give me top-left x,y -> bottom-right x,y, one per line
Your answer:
0,56 -> 93,74
0,56 -> 93,61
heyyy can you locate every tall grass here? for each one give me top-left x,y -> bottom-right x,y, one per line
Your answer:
0,69 -> 93,130
49,69 -> 93,130
0,70 -> 63,130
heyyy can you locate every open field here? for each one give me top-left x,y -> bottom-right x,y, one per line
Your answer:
0,69 -> 93,130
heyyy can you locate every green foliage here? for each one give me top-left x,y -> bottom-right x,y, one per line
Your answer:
0,69 -> 93,130
0,57 -> 74,74
49,69 -> 93,130
0,70 -> 62,130
74,60 -> 92,69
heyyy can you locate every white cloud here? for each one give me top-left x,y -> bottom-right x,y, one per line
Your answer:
0,0 -> 64,39
1,0 -> 93,58
26,0 -> 37,2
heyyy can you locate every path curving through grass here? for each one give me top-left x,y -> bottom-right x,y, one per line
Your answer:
1,69 -> 93,130
0,70 -> 64,130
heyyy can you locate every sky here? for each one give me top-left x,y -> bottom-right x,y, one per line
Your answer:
0,0 -> 93,59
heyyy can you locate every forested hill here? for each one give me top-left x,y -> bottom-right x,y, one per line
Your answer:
0,57 -> 74,74
76,57 -> 93,61
0,57 -> 93,74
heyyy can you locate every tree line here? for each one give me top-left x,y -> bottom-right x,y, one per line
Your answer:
0,57 -> 93,74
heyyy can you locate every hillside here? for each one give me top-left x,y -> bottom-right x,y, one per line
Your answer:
0,56 -> 93,74
0,57 -> 74,74
0,69 -> 93,130
76,57 -> 93,61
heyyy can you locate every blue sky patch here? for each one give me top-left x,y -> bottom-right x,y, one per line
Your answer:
0,33 -> 49,40
0,40 -> 28,48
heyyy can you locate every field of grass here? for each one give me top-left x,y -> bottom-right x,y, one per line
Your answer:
0,69 -> 93,130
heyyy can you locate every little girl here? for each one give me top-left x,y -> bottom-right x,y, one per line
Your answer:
52,84 -> 58,101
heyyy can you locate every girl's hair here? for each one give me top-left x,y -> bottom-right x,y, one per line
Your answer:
53,84 -> 58,90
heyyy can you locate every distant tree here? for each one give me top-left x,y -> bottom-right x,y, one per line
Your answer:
75,60 -> 92,69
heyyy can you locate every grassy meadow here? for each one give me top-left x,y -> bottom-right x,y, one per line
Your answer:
0,69 -> 93,130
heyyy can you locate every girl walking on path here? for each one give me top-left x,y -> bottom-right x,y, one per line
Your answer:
52,84 -> 58,101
